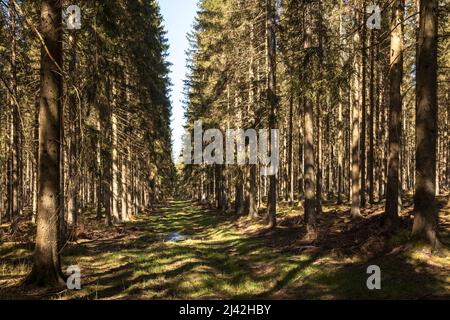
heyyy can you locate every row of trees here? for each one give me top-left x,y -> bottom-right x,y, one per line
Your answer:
181,0 -> 450,247
0,0 -> 175,286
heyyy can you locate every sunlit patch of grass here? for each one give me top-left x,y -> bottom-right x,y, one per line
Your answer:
0,261 -> 30,277
407,244 -> 450,267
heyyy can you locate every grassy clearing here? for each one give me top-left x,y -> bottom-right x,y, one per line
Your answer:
0,199 -> 449,299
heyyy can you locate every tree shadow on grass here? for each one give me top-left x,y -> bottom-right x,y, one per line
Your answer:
277,254 -> 449,299
1,200 -> 448,300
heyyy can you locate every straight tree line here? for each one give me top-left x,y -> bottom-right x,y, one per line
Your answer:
0,0 -> 175,286
181,0 -> 450,247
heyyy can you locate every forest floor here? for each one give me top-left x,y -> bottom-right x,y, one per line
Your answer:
0,197 -> 449,299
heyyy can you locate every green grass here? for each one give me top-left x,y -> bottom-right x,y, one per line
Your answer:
0,200 -> 449,299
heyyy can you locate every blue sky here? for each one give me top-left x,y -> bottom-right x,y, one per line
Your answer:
158,0 -> 199,161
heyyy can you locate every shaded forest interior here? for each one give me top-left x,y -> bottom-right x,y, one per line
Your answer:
0,0 -> 449,299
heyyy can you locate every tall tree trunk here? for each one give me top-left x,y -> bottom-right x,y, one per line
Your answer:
127,145 -> 133,217
298,95 -> 304,204
446,91 -> 450,190
121,154 -> 129,221
351,27 -> 362,218
266,0 -> 277,228
6,108 -> 12,221
412,0 -> 440,248
103,76 -> 113,226
9,0 -> 20,219
337,89 -> 344,205
67,32 -> 79,233
111,81 -> 120,223
337,0 -> 345,205
360,0 -> 367,209
96,117 -> 103,220
121,75 -> 131,222
248,23 -> 258,218
32,105 -> 39,223
93,18 -> 103,221
385,0 -> 404,227
25,0 -> 65,287
288,91 -> 294,205
304,14 -> 316,237
368,28 -> 375,205
315,0 -> 323,215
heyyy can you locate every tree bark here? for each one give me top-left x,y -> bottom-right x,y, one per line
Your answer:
360,0 -> 367,209
303,14 -> 317,237
25,0 -> 65,287
288,92 -> 294,205
67,32 -> 79,233
111,80 -> 120,223
266,0 -> 277,228
316,0 -> 323,215
385,0 -> 404,227
412,0 -> 440,248
368,28 -> 375,205
9,0 -> 20,220
351,27 -> 362,218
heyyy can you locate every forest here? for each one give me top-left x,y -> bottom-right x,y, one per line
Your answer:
0,0 -> 449,300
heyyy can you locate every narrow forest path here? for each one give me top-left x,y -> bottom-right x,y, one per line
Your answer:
1,200 -> 449,299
